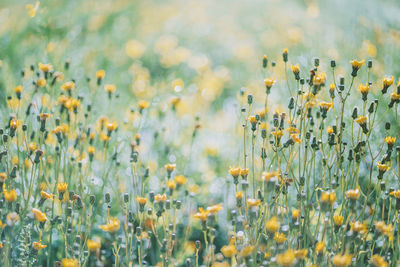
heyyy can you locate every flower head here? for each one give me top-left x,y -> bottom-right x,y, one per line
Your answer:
315,241 -> 325,254
333,215 -> 344,226
221,245 -> 237,258
32,241 -> 47,250
61,81 -> 75,91
276,249 -> 295,266
61,258 -> 79,267
370,254 -> 388,267
99,217 -> 120,233
32,208 -> 47,222
38,63 -> 53,73
247,198 -> 261,207
105,84 -> 116,93
266,217 -> 280,233
87,239 -> 101,251
332,254 -> 353,267
174,175 -> 187,185
154,194 -> 167,203
96,70 -> 105,79
57,182 -> 68,193
138,100 -> 150,110
4,189 -> 17,202
345,188 -> 360,200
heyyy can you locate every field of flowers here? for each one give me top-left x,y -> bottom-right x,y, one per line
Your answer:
0,0 -> 400,266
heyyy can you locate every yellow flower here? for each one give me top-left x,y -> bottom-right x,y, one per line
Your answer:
38,63 -> 52,73
61,81 -> 75,91
290,133 -> 302,144
266,217 -> 280,233
174,175 -> 187,185
104,84 -> 116,93
276,249 -> 295,266
221,245 -> 237,258
4,189 -> 17,202
32,241 -> 47,250
331,254 -> 352,267
320,191 -> 336,205
377,163 -> 390,172
385,136 -> 396,146
29,142 -> 37,152
229,166 -> 241,177
292,209 -> 299,219
355,115 -> 367,125
271,130 -> 284,138
247,198 -> 261,207
32,208 -> 47,222
239,246 -> 254,258
194,207 -> 209,221
0,173 -> 7,182
236,191 -> 243,199
262,171 -> 279,182
61,258 -> 79,267
240,168 -> 249,177
290,64 -> 300,74
319,101 -> 333,111
274,232 -> 287,244
315,241 -> 325,254
137,197 -> 147,206
164,163 -> 176,172
383,76 -> 394,88
40,113 -> 50,121
106,121 -> 118,132
57,182 -> 68,193
248,115 -> 257,124
11,156 -> 18,165
14,86 -> 23,94
391,92 -> 400,101
167,180 -> 176,190
350,59 -> 365,77
88,146 -> 95,155
358,83 -> 370,99
294,249 -> 308,260
350,59 -> 364,69
370,254 -> 389,267
390,190 -> 400,199
100,132 -> 110,142
350,221 -> 368,234
207,204 -> 223,214
211,262 -> 230,267
345,188 -> 360,200
286,127 -> 300,134
26,2 -> 40,18
40,191 -> 54,200
313,73 -> 326,86
99,217 -> 120,233
0,220 -> 6,229
87,239 -> 101,251
375,221 -> 393,240
264,78 -> 275,89
96,69 -> 105,80
138,100 -> 150,110
155,194 -> 167,203
333,215 -> 344,226
9,118 -> 18,129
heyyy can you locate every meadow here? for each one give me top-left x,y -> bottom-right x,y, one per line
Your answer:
0,0 -> 400,266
